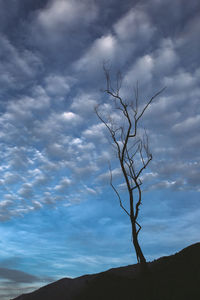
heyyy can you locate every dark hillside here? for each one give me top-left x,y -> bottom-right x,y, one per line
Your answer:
12,242 -> 200,300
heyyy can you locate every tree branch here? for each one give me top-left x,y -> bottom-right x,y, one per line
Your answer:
109,164 -> 130,217
136,221 -> 141,236
95,105 -> 121,157
137,87 -> 166,122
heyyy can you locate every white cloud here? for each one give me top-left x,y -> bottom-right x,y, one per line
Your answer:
97,168 -> 122,184
32,201 -> 43,210
45,143 -> 68,161
120,37 -> 178,99
0,0 -> 199,229
37,0 -> 97,31
163,70 -> 196,92
0,200 -> 13,208
70,163 -> 99,179
141,172 -> 158,182
18,183 -> 34,199
0,86 -> 50,133
3,172 -> 23,185
41,192 -> 55,205
74,6 -> 156,75
124,54 -> 154,87
150,180 -> 180,190
8,147 -> 31,170
83,123 -> 107,142
172,115 -> 200,135
33,173 -> 50,186
31,111 -> 82,146
49,111 -> 81,126
75,34 -> 117,72
114,8 -> 155,42
71,93 -> 98,116
176,11 -> 200,50
149,160 -> 200,191
84,185 -> 97,195
45,75 -> 74,97
62,112 -> 78,121
153,38 -> 179,74
54,177 -> 72,192
0,34 -> 42,91
27,0 -> 98,62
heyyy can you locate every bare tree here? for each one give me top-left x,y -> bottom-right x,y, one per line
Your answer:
95,68 -> 165,268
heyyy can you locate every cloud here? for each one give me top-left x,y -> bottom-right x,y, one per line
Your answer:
125,54 -> 154,86
32,111 -> 82,144
175,8 -> 200,68
83,123 -> 107,143
8,148 -> 31,170
163,70 -> 197,93
0,199 -> 14,222
114,7 -> 155,43
0,86 -> 50,150
149,179 -> 184,191
18,183 -> 34,199
0,264 -> 52,300
41,192 -> 58,205
70,93 -> 98,117
0,268 -> 39,283
172,114 -> 200,135
36,0 -> 97,31
0,6 -> 200,299
71,164 -> 99,179
152,38 -> 179,74
62,111 -> 79,121
83,185 -> 97,195
0,200 -> 13,209
45,74 -> 74,97
148,160 -> 200,191
0,34 -> 42,93
32,201 -> 43,210
74,6 -> 156,76
3,172 -> 23,185
121,38 -> 178,99
33,172 -> 50,186
54,177 -> 72,193
97,168 -> 122,184
28,0 -> 98,65
74,34 -> 117,74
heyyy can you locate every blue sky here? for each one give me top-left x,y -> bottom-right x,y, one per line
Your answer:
0,0 -> 200,299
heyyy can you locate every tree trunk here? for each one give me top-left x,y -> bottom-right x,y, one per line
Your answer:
131,221 -> 146,265
131,221 -> 154,298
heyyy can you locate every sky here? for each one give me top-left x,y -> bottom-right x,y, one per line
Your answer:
0,0 -> 200,299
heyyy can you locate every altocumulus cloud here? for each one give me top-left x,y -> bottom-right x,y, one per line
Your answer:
0,267 -> 53,300
0,0 -> 200,299
0,267 -> 39,283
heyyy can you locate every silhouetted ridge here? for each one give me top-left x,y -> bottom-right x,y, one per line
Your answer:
12,242 -> 200,300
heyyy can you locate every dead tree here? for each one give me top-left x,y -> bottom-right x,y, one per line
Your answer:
96,68 -> 165,267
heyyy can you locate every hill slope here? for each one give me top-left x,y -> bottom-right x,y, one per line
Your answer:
12,242 -> 200,300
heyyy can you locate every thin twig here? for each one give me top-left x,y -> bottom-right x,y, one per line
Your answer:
109,163 -> 130,217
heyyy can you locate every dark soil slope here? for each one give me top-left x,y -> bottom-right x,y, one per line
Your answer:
12,242 -> 200,300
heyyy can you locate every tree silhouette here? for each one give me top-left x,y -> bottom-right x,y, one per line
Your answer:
96,67 -> 165,267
